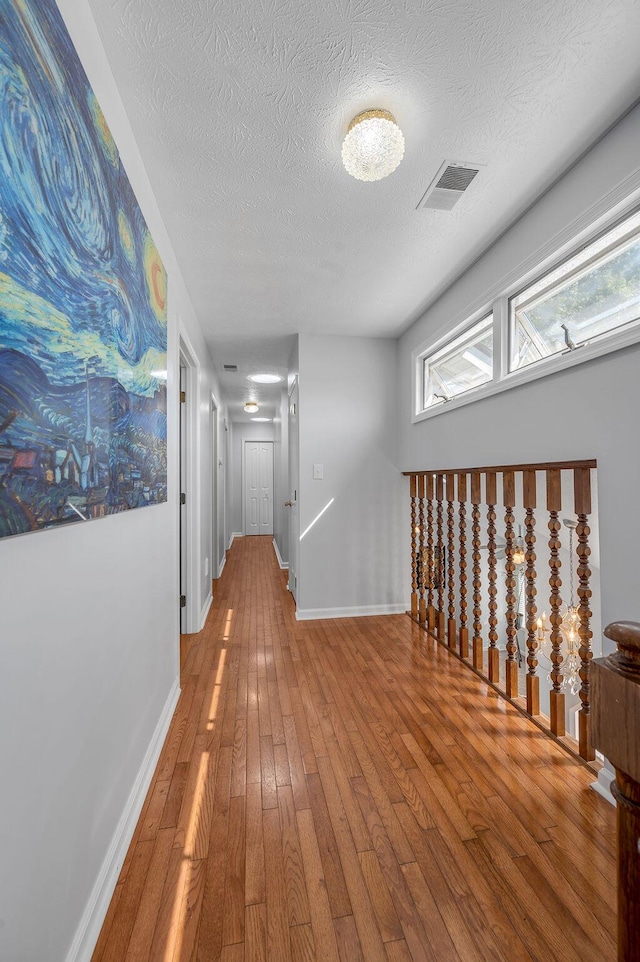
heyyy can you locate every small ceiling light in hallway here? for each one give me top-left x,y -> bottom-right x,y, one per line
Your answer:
244,401 -> 259,413
248,373 -> 282,384
342,109 -> 404,182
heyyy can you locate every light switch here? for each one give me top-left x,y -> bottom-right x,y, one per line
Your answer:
313,463 -> 323,480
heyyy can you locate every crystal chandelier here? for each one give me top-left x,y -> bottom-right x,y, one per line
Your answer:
559,519 -> 581,695
342,109 -> 405,182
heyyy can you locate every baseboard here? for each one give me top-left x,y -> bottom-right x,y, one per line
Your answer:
272,538 -> 289,570
217,555 -> 226,579
66,678 -> 180,962
228,531 -> 243,549
199,591 -> 213,631
295,603 -> 407,621
591,765 -> 615,807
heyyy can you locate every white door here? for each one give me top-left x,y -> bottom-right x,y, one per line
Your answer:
244,440 -> 273,535
287,379 -> 299,600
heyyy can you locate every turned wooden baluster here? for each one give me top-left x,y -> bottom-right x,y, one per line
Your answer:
523,469 -> 540,715
436,473 -> 445,641
547,468 -> 565,736
418,474 -> 426,624
446,473 -> 456,649
591,622 -> 640,962
503,470 -> 518,698
471,472 -> 483,671
486,471 -> 499,682
458,472 -> 469,659
575,466 -> 595,761
426,473 -> 436,632
410,474 -> 418,619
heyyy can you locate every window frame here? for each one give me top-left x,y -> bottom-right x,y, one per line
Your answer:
422,312 -> 494,410
412,193 -> 640,423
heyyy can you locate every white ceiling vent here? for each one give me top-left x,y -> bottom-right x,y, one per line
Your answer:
418,161 -> 481,211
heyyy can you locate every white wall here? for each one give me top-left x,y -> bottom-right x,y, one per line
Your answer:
228,422 -> 276,536
398,103 -> 640,644
296,333 -> 407,617
0,3 -> 222,960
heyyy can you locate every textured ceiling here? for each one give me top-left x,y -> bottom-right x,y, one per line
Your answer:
87,0 -> 640,416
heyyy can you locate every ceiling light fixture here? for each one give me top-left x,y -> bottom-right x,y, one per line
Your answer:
244,401 -> 259,413
251,417 -> 272,422
248,373 -> 282,384
342,109 -> 404,182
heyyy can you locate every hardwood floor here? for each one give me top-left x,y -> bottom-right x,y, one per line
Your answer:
92,535 -> 616,962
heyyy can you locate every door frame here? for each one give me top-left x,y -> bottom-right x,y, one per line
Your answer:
242,439 -> 274,536
178,330 -> 200,634
287,376 -> 299,600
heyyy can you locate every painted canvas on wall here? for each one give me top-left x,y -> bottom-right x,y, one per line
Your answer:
0,0 -> 168,539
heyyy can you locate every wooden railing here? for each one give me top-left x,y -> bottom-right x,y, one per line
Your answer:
406,459 -> 598,762
592,622 -> 640,962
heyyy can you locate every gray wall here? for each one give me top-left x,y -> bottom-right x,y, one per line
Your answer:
0,4 -> 223,960
398,103 -> 640,640
296,333 -> 407,616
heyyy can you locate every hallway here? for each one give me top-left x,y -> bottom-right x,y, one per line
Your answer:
92,536 -> 616,962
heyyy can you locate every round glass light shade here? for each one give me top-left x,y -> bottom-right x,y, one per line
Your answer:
342,109 -> 404,182
248,373 -> 282,384
244,401 -> 259,413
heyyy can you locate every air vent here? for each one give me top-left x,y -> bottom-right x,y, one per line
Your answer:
223,364 -> 238,372
418,161 -> 481,211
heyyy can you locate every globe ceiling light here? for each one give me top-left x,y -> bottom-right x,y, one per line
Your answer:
342,109 -> 404,182
244,401 -> 259,413
248,373 -> 282,384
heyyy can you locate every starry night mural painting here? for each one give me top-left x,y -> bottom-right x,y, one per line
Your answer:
0,0 -> 168,539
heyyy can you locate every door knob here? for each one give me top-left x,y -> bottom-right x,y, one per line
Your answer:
284,500 -> 293,507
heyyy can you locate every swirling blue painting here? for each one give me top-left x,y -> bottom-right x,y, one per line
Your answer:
0,0 -> 168,539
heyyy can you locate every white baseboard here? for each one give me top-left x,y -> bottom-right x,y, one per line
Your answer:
591,765 -> 615,807
66,678 -> 180,962
295,603 -> 407,621
199,591 -> 213,631
272,538 -> 289,570
217,555 -> 226,579
228,531 -> 243,549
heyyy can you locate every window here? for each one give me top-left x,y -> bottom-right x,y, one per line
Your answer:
423,314 -> 493,409
414,201 -> 640,421
511,208 -> 640,371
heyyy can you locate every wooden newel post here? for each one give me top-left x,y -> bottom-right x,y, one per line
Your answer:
591,621 -> 640,962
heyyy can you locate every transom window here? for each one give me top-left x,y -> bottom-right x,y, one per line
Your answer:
423,315 -> 493,409
414,202 -> 640,420
510,208 -> 640,371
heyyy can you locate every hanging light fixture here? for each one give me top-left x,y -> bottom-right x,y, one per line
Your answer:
342,109 -> 405,182
560,518 -> 581,695
244,401 -> 259,414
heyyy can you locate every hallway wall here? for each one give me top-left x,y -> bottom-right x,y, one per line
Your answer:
296,333 -> 407,618
398,102 -> 640,640
0,4 -> 222,961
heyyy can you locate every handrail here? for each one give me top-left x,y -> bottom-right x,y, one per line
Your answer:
403,458 -> 597,476
592,622 -> 640,962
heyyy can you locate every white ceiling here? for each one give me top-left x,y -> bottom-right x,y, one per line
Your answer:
87,0 -> 640,419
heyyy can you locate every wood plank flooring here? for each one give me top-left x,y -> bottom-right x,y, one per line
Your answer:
92,535 -> 616,962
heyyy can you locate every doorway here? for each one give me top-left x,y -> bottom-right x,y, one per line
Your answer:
179,361 -> 188,633
243,440 -> 273,536
287,377 -> 299,601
